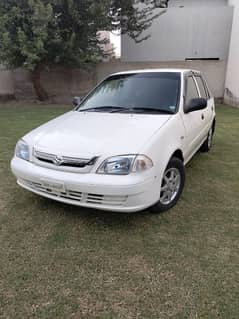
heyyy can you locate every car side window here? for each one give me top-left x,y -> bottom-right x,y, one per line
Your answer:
202,78 -> 211,99
195,76 -> 208,99
185,76 -> 199,107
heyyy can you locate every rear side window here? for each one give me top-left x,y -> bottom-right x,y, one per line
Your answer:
195,76 -> 208,99
202,78 -> 211,99
185,76 -> 199,106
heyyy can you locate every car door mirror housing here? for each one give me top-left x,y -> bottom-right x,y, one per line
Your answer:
72,96 -> 82,107
185,98 -> 207,113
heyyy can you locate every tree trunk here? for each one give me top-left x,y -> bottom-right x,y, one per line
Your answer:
31,64 -> 48,101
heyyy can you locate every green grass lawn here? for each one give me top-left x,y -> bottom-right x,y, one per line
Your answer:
0,103 -> 239,319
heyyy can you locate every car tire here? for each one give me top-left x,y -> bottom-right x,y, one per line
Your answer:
150,157 -> 185,213
200,126 -> 214,153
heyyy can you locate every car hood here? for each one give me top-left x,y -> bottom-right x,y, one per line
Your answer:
24,111 -> 171,157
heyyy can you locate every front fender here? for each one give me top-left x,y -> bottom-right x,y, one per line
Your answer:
140,114 -> 186,186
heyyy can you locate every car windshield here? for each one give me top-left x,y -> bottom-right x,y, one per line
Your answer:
77,72 -> 181,114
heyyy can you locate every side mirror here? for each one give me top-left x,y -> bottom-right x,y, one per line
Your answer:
185,98 -> 207,114
72,96 -> 82,107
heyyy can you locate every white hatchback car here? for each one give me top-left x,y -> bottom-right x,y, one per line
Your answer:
11,69 -> 216,213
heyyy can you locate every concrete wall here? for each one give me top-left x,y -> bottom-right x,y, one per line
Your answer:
97,60 -> 227,99
168,0 -> 228,7
225,0 -> 239,107
121,2 -> 233,62
12,65 -> 96,103
0,66 -> 14,99
9,60 -> 226,103
41,66 -> 96,103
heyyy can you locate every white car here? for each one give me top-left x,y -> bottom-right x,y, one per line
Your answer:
11,69 -> 216,213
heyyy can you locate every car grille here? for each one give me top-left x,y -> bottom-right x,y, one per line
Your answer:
33,149 -> 98,173
20,179 -> 128,207
34,150 -> 98,169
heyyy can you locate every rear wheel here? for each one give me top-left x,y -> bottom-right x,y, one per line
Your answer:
150,157 -> 185,213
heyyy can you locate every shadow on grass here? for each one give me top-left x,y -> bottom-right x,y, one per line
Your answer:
29,193 -> 168,230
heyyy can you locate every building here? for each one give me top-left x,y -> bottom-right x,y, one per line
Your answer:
225,0 -> 239,106
121,0 -> 239,106
98,31 -> 116,58
122,0 -> 233,62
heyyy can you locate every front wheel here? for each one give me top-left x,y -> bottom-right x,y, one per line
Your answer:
150,157 -> 185,213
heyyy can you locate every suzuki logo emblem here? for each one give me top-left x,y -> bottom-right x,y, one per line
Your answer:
53,155 -> 64,166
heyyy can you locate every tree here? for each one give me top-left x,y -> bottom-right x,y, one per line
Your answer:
0,0 -> 167,101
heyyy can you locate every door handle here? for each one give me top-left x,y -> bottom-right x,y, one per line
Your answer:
201,114 -> 205,120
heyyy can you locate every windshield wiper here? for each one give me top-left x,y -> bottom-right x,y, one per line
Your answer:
78,106 -> 175,114
112,107 -> 175,114
78,106 -> 126,113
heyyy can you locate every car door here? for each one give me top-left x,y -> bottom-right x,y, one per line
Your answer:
194,74 -> 214,136
181,74 -> 206,160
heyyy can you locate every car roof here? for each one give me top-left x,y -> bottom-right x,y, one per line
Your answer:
110,68 -> 201,76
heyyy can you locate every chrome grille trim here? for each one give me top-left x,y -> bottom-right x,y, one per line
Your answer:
20,179 -> 128,207
34,150 -> 98,168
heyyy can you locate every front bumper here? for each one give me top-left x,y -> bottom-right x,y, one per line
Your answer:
11,157 -> 160,213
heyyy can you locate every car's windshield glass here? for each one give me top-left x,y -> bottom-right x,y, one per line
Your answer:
77,72 -> 181,114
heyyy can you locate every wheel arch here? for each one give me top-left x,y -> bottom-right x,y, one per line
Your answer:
171,149 -> 184,163
212,117 -> 216,134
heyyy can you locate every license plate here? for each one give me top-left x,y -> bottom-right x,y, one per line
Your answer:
40,179 -> 65,192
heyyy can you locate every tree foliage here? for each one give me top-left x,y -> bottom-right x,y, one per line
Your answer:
0,0 -> 167,100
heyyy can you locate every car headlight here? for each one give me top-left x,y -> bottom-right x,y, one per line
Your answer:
15,140 -> 30,161
97,155 -> 153,175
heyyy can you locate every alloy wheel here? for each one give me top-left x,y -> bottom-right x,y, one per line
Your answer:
160,167 -> 181,205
